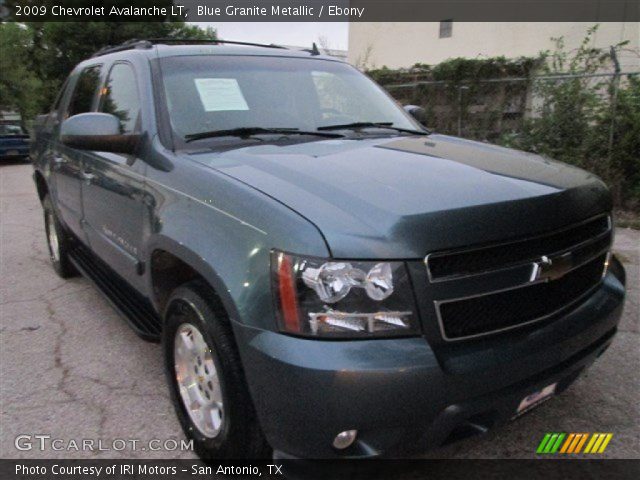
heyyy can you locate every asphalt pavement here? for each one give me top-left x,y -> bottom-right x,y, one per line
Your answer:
1,162 -> 638,459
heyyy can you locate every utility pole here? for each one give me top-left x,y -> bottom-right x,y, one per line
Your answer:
457,85 -> 469,137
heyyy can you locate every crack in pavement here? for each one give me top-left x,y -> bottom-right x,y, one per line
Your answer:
3,293 -> 171,438
0,285 -> 94,307
45,296 -> 110,440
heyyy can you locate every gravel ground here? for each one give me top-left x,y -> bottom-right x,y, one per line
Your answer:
1,162 -> 638,459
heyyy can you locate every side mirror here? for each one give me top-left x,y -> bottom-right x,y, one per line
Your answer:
60,113 -> 140,155
403,105 -> 428,125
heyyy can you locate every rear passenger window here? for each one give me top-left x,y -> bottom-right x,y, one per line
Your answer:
46,77 -> 70,127
52,78 -> 69,112
100,63 -> 141,134
67,65 -> 102,117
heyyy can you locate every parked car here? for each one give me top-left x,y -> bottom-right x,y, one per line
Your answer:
30,40 -> 626,459
0,122 -> 30,161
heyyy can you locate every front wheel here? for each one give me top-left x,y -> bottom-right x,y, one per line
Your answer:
162,281 -> 271,459
42,195 -> 77,278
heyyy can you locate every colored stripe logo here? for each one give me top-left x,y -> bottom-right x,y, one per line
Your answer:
537,433 -> 613,454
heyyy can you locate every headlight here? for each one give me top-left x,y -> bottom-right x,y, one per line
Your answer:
271,251 -> 420,338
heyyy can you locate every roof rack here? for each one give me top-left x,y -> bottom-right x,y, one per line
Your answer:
91,38 -> 288,58
91,39 -> 153,57
149,38 -> 288,49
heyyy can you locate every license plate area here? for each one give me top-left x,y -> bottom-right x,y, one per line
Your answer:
514,382 -> 557,418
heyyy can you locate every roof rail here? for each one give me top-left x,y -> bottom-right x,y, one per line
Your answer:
91,38 -> 288,58
147,38 -> 288,50
91,39 -> 153,57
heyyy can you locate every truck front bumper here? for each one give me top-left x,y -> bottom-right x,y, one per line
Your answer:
234,259 -> 625,458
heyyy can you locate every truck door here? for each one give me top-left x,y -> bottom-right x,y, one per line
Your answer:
51,65 -> 102,238
80,62 -> 147,291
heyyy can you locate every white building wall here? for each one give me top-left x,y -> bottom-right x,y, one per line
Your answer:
348,22 -> 640,71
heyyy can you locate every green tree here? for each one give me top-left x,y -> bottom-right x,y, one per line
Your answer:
508,26 -> 619,167
0,23 -> 43,122
589,76 -> 640,207
500,25 -> 638,209
0,18 -> 215,120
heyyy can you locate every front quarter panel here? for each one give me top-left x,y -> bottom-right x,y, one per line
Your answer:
143,140 -> 330,331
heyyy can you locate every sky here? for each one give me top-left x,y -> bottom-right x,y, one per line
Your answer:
191,22 -> 349,50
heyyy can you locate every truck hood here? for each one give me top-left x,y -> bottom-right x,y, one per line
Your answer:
189,134 -> 611,258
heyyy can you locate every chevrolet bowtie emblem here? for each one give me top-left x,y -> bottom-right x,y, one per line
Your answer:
530,252 -> 574,282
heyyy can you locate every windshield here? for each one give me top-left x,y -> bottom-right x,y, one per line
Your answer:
159,55 -> 421,144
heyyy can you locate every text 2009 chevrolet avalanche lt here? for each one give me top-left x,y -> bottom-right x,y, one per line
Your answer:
31,40 -> 626,459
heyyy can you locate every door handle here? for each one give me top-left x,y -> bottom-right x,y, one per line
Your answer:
53,156 -> 66,165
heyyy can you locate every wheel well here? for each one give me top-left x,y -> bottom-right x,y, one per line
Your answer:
34,171 -> 48,202
150,250 -> 224,316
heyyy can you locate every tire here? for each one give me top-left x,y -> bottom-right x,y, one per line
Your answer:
42,195 -> 77,278
163,281 -> 271,459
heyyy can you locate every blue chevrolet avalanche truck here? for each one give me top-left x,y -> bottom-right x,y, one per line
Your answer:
30,40 -> 626,459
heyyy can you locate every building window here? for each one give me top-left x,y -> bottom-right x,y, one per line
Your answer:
439,20 -> 453,38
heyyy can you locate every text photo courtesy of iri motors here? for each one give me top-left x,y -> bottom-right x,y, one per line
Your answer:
0,1 -> 639,479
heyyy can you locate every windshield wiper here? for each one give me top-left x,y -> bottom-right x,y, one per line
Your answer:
317,122 -> 428,136
185,127 -> 344,143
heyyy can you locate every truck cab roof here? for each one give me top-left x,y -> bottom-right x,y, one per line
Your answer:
87,40 -> 342,63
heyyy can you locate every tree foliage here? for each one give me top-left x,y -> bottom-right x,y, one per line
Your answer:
366,56 -> 541,84
0,21 -> 216,117
368,25 -> 639,209
602,77 -> 640,205
0,23 -> 43,122
502,25 -> 638,207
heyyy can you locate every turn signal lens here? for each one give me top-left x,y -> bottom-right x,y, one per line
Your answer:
275,252 -> 300,332
309,310 -> 413,335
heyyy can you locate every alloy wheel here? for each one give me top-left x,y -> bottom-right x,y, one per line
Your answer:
46,212 -> 60,263
174,322 -> 224,438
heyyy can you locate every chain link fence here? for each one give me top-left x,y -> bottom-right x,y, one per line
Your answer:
377,69 -> 640,208
381,72 -> 635,140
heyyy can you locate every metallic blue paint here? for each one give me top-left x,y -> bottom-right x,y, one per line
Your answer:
30,44 -> 626,458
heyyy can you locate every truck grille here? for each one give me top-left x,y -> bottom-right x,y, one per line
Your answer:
429,215 -> 611,341
427,215 -> 610,281
438,254 -> 607,340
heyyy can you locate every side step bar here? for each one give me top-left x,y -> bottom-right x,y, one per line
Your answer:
68,244 -> 161,342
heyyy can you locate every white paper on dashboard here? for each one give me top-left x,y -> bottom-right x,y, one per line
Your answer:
194,78 -> 250,111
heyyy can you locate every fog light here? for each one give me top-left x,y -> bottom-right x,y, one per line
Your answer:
332,430 -> 357,450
